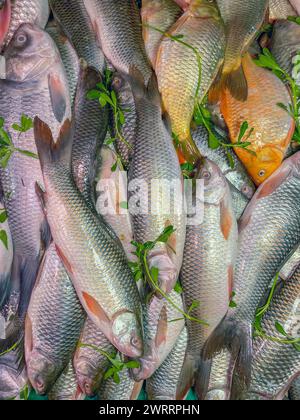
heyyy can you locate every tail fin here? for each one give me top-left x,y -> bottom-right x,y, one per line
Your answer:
209,65 -> 248,103
17,254 -> 41,319
176,353 -> 198,400
0,0 -> 11,50
202,316 -> 252,387
126,66 -> 161,108
194,358 -> 212,400
34,117 -> 73,170
0,272 -> 11,309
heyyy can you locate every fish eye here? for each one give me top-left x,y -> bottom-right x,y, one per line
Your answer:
202,170 -> 211,180
16,34 -> 27,45
130,337 -> 140,348
258,169 -> 266,177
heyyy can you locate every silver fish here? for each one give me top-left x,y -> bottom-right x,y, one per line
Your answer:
0,23 -> 71,352
49,0 -> 105,73
178,159 -> 238,400
0,347 -> 27,400
0,200 -> 13,309
83,0 -> 152,84
34,118 -> 143,359
232,263 -> 300,400
269,0 -> 296,20
0,0 -> 11,51
204,351 -> 234,400
146,327 -> 188,400
48,362 -> 84,401
203,152 -> 300,386
289,376 -> 300,400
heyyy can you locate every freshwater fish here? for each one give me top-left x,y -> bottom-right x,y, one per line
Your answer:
0,23 -> 71,352
156,0 -> 225,164
0,201 -> 13,309
146,327 -> 188,400
34,117 -> 143,359
141,0 -> 182,68
178,159 -> 238,399
269,0 -> 296,20
49,0 -> 105,73
48,362 -> 84,401
203,151 -> 300,387
289,376 -> 300,400
221,53 -> 294,186
0,0 -> 11,50
211,0 -> 268,101
204,351 -> 234,400
83,0 -> 152,84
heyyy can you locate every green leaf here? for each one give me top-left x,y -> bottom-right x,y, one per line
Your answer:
275,321 -> 288,337
87,89 -> 102,100
277,102 -> 289,112
100,92 -> 114,107
0,149 -> 12,169
156,225 -> 176,244
174,281 -> 183,294
208,131 -> 220,149
172,34 -> 184,40
0,210 -> 8,223
111,161 -> 118,172
292,342 -> 300,352
111,90 -> 117,107
188,300 -> 200,314
287,16 -> 300,25
227,151 -> 235,169
113,372 -> 121,384
118,109 -> 126,126
124,360 -> 140,369
17,149 -> 38,159
0,229 -> 8,250
21,114 -> 33,132
120,201 -> 128,210
0,127 -> 12,146
0,117 -> 4,128
238,121 -> 249,142
150,267 -> 159,284
104,367 -> 115,380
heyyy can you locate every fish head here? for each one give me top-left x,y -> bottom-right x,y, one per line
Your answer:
75,360 -> 99,397
0,363 -> 27,400
130,352 -> 158,382
27,352 -> 58,395
4,23 -> 59,82
198,159 -> 228,205
111,311 -> 144,358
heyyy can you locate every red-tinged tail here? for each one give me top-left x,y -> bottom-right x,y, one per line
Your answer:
0,0 -> 11,50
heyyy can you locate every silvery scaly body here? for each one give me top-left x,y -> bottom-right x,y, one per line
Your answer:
0,348 -> 27,400
203,151 -> 300,386
232,263 -> 300,400
178,159 -> 238,400
269,0 -> 296,20
289,376 -> 300,400
204,351 -> 234,400
146,327 -> 188,400
0,200 -> 13,310
0,24 -> 71,352
48,362 -> 84,401
49,0 -> 105,73
33,117 -> 143,360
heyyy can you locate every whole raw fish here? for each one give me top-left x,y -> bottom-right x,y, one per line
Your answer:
0,23 -> 71,352
269,0 -> 296,20
83,0 -> 152,84
48,362 -> 84,401
128,70 -> 186,295
156,0 -> 225,164
33,118 -> 143,359
232,263 -> 300,400
211,0 -> 268,101
203,151 -> 300,387
146,327 -> 188,400
289,376 -> 300,400
0,0 -> 11,50
221,53 -> 294,186
177,159 -> 238,399
49,0 -> 105,73
141,0 -> 182,68
1,0 -> 49,50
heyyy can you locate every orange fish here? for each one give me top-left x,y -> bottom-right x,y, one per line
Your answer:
220,53 -> 295,186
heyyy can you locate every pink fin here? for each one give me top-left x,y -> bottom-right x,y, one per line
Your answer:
0,0 -> 11,49
220,198 -> 233,240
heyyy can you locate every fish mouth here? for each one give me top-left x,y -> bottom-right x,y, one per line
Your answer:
0,0 -> 11,50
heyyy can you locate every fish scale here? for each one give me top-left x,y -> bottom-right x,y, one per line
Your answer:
269,0 -> 296,20
289,376 -> 300,400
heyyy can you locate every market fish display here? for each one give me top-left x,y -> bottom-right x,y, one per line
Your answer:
156,0 -> 225,164
34,117 -> 143,359
203,152 -> 300,386
211,0 -> 268,101
49,0 -> 105,73
178,159 -> 238,399
221,53 -> 294,186
141,0 -> 182,68
83,0 -> 152,84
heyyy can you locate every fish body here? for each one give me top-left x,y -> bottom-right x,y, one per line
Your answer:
280,245 -> 300,281
0,348 -> 27,400
233,263 -> 300,400
203,151 -> 300,386
156,0 -> 225,164
269,0 -> 296,20
34,118 -> 143,359
0,200 -> 13,309
290,0 -> 300,14
48,362 -> 84,401
83,0 -> 151,84
221,53 -> 294,186
146,327 -> 188,400
289,376 -> 300,400
178,159 -> 238,399
141,0 -> 182,68
0,24 -> 71,350
49,0 -> 105,73
204,351 -> 234,400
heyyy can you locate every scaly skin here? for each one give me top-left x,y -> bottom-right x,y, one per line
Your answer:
48,362 -> 84,401
269,0 -> 296,20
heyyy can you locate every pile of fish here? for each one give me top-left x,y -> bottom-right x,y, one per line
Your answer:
0,0 -> 299,401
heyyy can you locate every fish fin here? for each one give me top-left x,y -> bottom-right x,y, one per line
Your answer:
17,254 -> 41,319
220,197 -> 233,241
0,272 -> 11,309
195,358 -> 213,400
34,117 -> 73,169
81,291 -> 111,327
155,305 -> 168,349
127,66 -> 161,107
202,316 -> 252,387
224,66 -> 248,102
24,314 -> 33,359
0,0 -> 11,49
208,66 -> 223,104
35,182 -> 47,214
176,353 -> 197,400
230,371 -> 247,400
48,73 -> 68,123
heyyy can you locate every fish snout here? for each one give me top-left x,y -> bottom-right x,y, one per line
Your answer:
111,311 -> 144,358
27,355 -> 56,395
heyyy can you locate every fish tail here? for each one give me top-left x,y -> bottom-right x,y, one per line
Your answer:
126,65 -> 161,107
202,315 -> 252,387
209,64 -> 248,103
194,357 -> 212,400
176,352 -> 198,400
0,272 -> 11,309
16,254 -> 41,319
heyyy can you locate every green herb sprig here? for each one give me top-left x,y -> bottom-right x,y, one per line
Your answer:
0,207 -> 8,250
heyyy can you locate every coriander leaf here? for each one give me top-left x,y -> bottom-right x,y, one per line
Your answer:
174,281 -> 183,294
0,210 -> 8,224
120,201 -> 128,210
0,230 -> 8,250
238,121 -> 249,142
275,321 -> 288,337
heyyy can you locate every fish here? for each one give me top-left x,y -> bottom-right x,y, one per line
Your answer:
0,347 -> 27,400
156,0 -> 225,164
73,318 -> 115,397
232,263 -> 300,400
289,376 -> 300,400
210,0 -> 268,102
131,289 -> 185,381
48,362 -> 84,401
83,0 -> 152,84
220,53 -> 295,186
192,124 -> 256,219
202,151 -> 300,387
25,242 -> 86,396
270,20 -> 300,78
0,0 -> 11,51
173,0 -> 191,9
1,0 -> 50,50
177,159 -> 238,400
280,245 -> 300,281
0,200 -> 13,309
269,0 -> 296,20
71,65 -> 108,207
141,0 -> 182,68
110,74 -> 137,170
146,327 -> 188,400
204,351 -> 234,400
290,0 -> 300,14
0,23 -> 71,352
128,69 -> 186,295
33,118 -> 143,359
49,0 -> 105,73
46,22 -> 80,106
